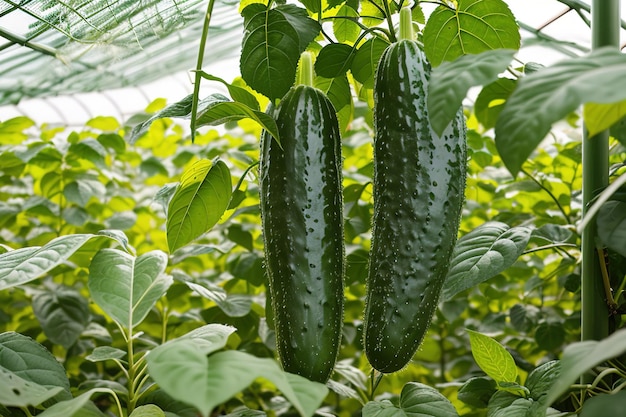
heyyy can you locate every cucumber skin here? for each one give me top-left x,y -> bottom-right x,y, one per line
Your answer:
363,40 -> 467,373
259,85 -> 345,383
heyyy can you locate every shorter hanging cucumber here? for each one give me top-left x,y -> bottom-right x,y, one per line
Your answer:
259,53 -> 345,383
363,8 -> 467,374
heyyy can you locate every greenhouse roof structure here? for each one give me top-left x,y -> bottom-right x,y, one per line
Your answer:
0,0 -> 624,124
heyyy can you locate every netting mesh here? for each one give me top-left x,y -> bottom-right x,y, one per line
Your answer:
0,0 -> 242,106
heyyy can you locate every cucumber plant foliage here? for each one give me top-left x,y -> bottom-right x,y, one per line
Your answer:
5,0 -> 626,415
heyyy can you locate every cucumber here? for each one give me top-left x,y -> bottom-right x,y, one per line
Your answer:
259,78 -> 345,383
363,9 -> 467,373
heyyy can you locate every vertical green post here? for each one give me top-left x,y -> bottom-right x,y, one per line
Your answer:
581,0 -> 620,343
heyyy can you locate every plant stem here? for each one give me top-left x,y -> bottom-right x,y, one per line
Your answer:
580,0 -> 619,379
190,0 -> 217,143
520,168 -> 572,224
298,52 -> 314,88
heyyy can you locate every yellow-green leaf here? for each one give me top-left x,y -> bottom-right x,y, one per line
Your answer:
583,100 -> 626,138
467,329 -> 518,386
167,159 -> 232,253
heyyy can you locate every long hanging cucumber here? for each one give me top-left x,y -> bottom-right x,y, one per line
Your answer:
363,9 -> 467,374
259,53 -> 345,383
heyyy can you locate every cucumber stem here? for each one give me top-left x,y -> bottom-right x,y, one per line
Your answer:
399,6 -> 414,41
298,51 -> 315,88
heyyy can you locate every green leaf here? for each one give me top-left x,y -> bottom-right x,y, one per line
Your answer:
495,48 -> 626,177
525,361 -> 560,400
0,234 -> 95,290
186,281 -> 253,317
167,159 -> 232,253
63,178 -> 106,206
130,404 -> 166,417
467,330 -> 517,386
314,75 -> 353,132
534,321 -> 565,352
195,101 -> 280,143
486,392 -> 533,417
546,327 -> 626,407
584,100 -> 626,138
597,200 -> 626,258
442,222 -> 532,300
198,72 -> 260,111
333,5 -> 360,43
38,388 -> 111,417
457,377 -> 497,408
88,248 -> 172,328
32,287 -> 90,349
0,332 -> 71,395
363,382 -> 459,417
351,37 -> 389,88
128,95 -> 193,144
315,44 -> 354,78
475,75 -> 517,130
146,345 -> 327,417
428,49 -> 516,135
0,366 -> 64,408
580,391 -> 626,417
240,3 -> 320,100
423,0 -> 520,67
85,346 -> 126,362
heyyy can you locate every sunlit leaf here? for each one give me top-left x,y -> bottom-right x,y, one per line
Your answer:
428,49 -> 516,135
240,3 -> 320,100
128,95 -> 193,144
423,0 -> 520,67
442,222 -> 532,300
196,101 -> 280,143
495,48 -> 626,176
467,330 -> 517,385
198,72 -> 260,110
88,248 -> 172,328
167,159 -> 232,253
333,5 -> 360,44
0,234 -> 95,290
584,100 -> 626,138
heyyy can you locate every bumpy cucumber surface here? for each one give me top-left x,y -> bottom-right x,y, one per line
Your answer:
363,39 -> 467,373
259,85 -> 345,383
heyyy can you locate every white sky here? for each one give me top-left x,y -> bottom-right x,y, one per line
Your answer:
0,0 -> 622,127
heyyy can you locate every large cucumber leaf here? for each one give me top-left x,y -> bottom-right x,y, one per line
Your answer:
546,327 -> 626,408
167,159 -> 232,253
0,332 -> 71,397
428,49 -> 516,135
423,0 -> 520,67
0,366 -> 64,408
146,335 -> 327,417
0,234 -> 94,290
32,287 -> 91,349
240,3 -> 320,100
363,382 -> 459,417
495,47 -> 626,177
442,222 -> 532,301
88,248 -> 172,329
